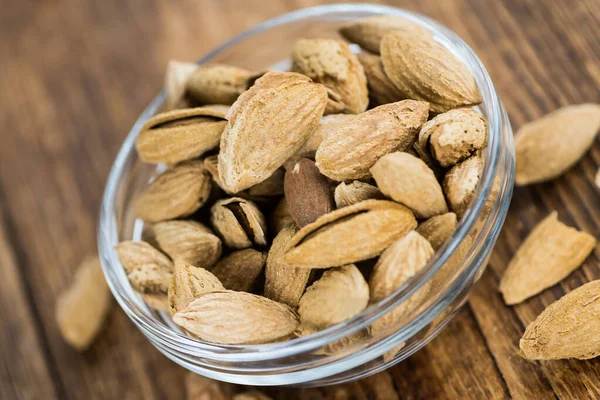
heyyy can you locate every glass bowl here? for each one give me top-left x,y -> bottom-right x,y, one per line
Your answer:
98,3 -> 514,387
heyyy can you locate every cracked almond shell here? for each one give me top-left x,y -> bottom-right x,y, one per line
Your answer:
172,290 -> 299,344
218,71 -> 328,193
291,38 -> 368,114
515,103 -> 600,185
210,197 -> 267,249
499,211 -> 596,305
381,31 -> 482,113
135,161 -> 212,222
136,108 -> 227,164
281,200 -> 417,269
520,280 -> 600,360
315,100 -> 429,181
371,151 -> 448,219
115,241 -> 174,295
167,261 -> 224,316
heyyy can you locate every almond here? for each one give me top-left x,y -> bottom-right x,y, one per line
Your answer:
56,256 -> 112,350
136,108 -> 226,164
114,241 -> 174,294
210,197 -> 267,249
211,249 -> 267,292
339,15 -> 430,54
168,261 -> 224,316
315,100 -> 429,181
153,220 -> 222,268
281,200 -> 417,269
140,293 -> 169,312
186,64 -> 252,105
297,264 -> 369,336
515,104 -> 600,185
164,60 -> 197,110
358,52 -> 406,107
381,31 -> 482,113
264,224 -> 311,308
499,212 -> 596,305
520,280 -> 600,360
291,39 -> 368,114
173,290 -> 299,344
369,231 -> 434,335
371,151 -> 447,219
284,158 -> 334,228
417,108 -> 488,168
442,152 -> 483,218
135,160 -> 212,222
218,71 -> 328,193
334,181 -> 384,208
416,212 -> 458,250
270,197 -> 294,236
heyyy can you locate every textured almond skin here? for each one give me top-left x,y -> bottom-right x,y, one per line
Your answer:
168,262 -> 224,316
443,152 -> 484,218
210,197 -> 267,249
218,71 -> 328,193
115,241 -> 174,294
136,161 -> 212,222
264,224 -> 311,307
339,15 -> 430,54
315,100 -> 429,181
358,53 -> 406,107
284,114 -> 355,169
520,280 -> 600,360
499,212 -> 596,305
334,181 -> 384,208
164,60 -> 197,110
369,231 -> 434,334
297,264 -> 369,336
371,151 -> 448,219
281,200 -> 417,269
515,104 -> 600,185
153,220 -> 222,268
284,158 -> 334,228
416,212 -> 457,250
173,290 -> 299,344
136,108 -> 227,164
418,108 -> 488,167
381,31 -> 482,113
186,64 -> 252,105
211,249 -> 266,292
186,373 -> 234,400
291,39 -> 368,114
56,256 -> 112,350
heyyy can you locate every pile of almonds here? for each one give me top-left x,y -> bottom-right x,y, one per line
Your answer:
55,15 -> 600,388
114,15 -> 489,348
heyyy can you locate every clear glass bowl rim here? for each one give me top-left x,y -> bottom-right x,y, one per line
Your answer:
98,2 -> 511,365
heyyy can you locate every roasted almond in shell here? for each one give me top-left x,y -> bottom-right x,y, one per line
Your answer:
358,53 -> 407,107
315,100 -> 429,181
291,38 -> 368,114
520,280 -> 600,360
499,211 -> 596,305
443,152 -> 483,218
416,212 -> 457,250
153,220 -> 222,268
210,197 -> 267,249
281,200 -> 417,269
168,261 -> 224,316
218,71 -> 328,193
371,151 -> 447,219
115,241 -> 174,295
515,103 -> 600,185
381,31 -> 482,113
136,107 -> 227,164
172,290 -> 299,344
334,181 -> 384,208
135,161 -> 212,222
186,64 -> 252,105
211,249 -> 266,292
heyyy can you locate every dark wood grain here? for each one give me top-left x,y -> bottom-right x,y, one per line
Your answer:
0,0 -> 599,399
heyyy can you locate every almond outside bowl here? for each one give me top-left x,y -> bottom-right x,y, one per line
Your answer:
98,3 -> 514,387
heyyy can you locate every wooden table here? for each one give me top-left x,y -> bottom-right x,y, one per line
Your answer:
1,0 -> 599,398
